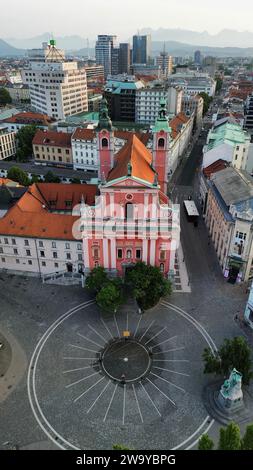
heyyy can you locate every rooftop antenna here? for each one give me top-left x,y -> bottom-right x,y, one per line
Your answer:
163,41 -> 166,55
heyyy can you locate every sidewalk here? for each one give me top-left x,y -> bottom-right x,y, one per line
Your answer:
0,324 -> 27,403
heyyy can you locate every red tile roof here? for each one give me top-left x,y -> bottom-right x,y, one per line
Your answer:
170,112 -> 190,139
203,159 -> 229,178
3,112 -> 55,125
33,130 -> 72,148
0,183 -> 98,240
72,128 -> 96,141
107,135 -> 155,184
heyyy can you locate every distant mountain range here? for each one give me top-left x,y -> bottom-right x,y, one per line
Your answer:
0,39 -> 25,57
1,32 -> 253,59
5,28 -> 253,50
140,28 -> 253,48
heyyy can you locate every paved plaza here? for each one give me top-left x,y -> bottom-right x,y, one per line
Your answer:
0,264 -> 250,450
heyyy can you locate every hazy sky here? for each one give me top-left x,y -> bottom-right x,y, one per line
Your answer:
2,0 -> 253,39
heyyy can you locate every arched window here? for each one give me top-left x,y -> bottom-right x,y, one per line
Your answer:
158,137 -> 165,148
160,263 -> 165,272
102,138 -> 108,148
125,202 -> 134,220
127,249 -> 132,259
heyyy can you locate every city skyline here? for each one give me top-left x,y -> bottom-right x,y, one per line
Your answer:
2,0 -> 253,42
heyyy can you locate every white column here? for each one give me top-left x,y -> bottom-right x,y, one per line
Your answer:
103,239 -> 109,269
110,239 -> 116,269
83,239 -> 90,269
109,193 -> 114,218
150,239 -> 156,266
142,239 -> 148,263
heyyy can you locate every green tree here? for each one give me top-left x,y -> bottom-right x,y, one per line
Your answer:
96,281 -> 123,313
113,444 -> 131,450
198,434 -> 214,450
203,336 -> 253,385
0,88 -> 12,105
7,166 -> 30,186
126,262 -> 172,310
241,424 -> 253,450
30,174 -> 41,183
218,422 -> 241,450
71,177 -> 81,184
16,125 -> 38,162
85,267 -> 109,294
216,77 -> 223,94
44,171 -> 61,183
199,92 -> 212,115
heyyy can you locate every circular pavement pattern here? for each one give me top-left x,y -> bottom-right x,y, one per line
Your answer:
101,338 -> 152,383
27,300 -> 216,450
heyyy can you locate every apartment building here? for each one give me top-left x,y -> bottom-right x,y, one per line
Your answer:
135,86 -> 182,125
0,126 -> 16,161
0,183 -> 97,276
203,120 -> 252,171
22,40 -> 88,120
33,129 -> 72,168
206,167 -> 253,283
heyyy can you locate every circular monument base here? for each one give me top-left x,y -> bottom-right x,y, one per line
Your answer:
101,338 -> 152,383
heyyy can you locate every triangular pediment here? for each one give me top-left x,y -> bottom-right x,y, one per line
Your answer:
103,176 -> 156,189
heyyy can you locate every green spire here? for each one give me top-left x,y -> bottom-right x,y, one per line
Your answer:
153,98 -> 171,133
96,98 -> 113,131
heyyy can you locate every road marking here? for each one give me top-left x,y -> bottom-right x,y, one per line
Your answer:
103,383 -> 118,422
140,382 -> 161,417
122,385 -> 126,425
77,333 -> 103,349
139,321 -> 155,342
87,324 -> 107,343
145,327 -> 167,345
63,366 -> 92,374
66,371 -> 100,389
150,372 -> 186,393
151,335 -> 177,349
134,315 -> 142,337
113,314 -> 120,338
101,317 -> 114,339
152,347 -> 185,354
146,378 -> 176,407
132,384 -> 143,423
86,380 -> 111,414
74,376 -> 105,403
69,344 -> 98,354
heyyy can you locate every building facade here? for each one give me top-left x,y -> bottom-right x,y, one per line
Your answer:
156,52 -> 173,79
135,86 -> 182,125
205,167 -> 253,283
119,43 -> 131,74
22,40 -> 88,120
33,129 -> 72,168
0,126 -> 16,161
132,35 -> 151,65
182,94 -> 204,131
80,101 -> 179,278
95,35 -> 117,78
0,183 -> 98,277
104,76 -> 144,122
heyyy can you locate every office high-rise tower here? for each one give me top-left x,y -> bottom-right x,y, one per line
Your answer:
119,43 -> 131,74
132,34 -> 151,64
95,35 -> 117,78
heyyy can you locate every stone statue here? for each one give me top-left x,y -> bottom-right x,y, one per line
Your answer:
218,368 -> 244,410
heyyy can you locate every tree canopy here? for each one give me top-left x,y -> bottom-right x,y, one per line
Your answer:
16,124 -> 38,162
241,424 -> 253,450
7,166 -> 30,186
44,171 -> 61,183
203,336 -> 253,385
126,262 -> 172,310
199,92 -> 212,115
85,267 -> 109,294
0,88 -> 12,105
96,281 -> 123,313
198,434 -> 214,450
218,422 -> 241,451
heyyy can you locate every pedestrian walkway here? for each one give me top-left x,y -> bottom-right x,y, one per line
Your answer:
0,325 -> 27,403
173,244 -> 191,293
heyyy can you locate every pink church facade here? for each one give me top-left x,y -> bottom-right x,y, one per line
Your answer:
80,99 -> 180,278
